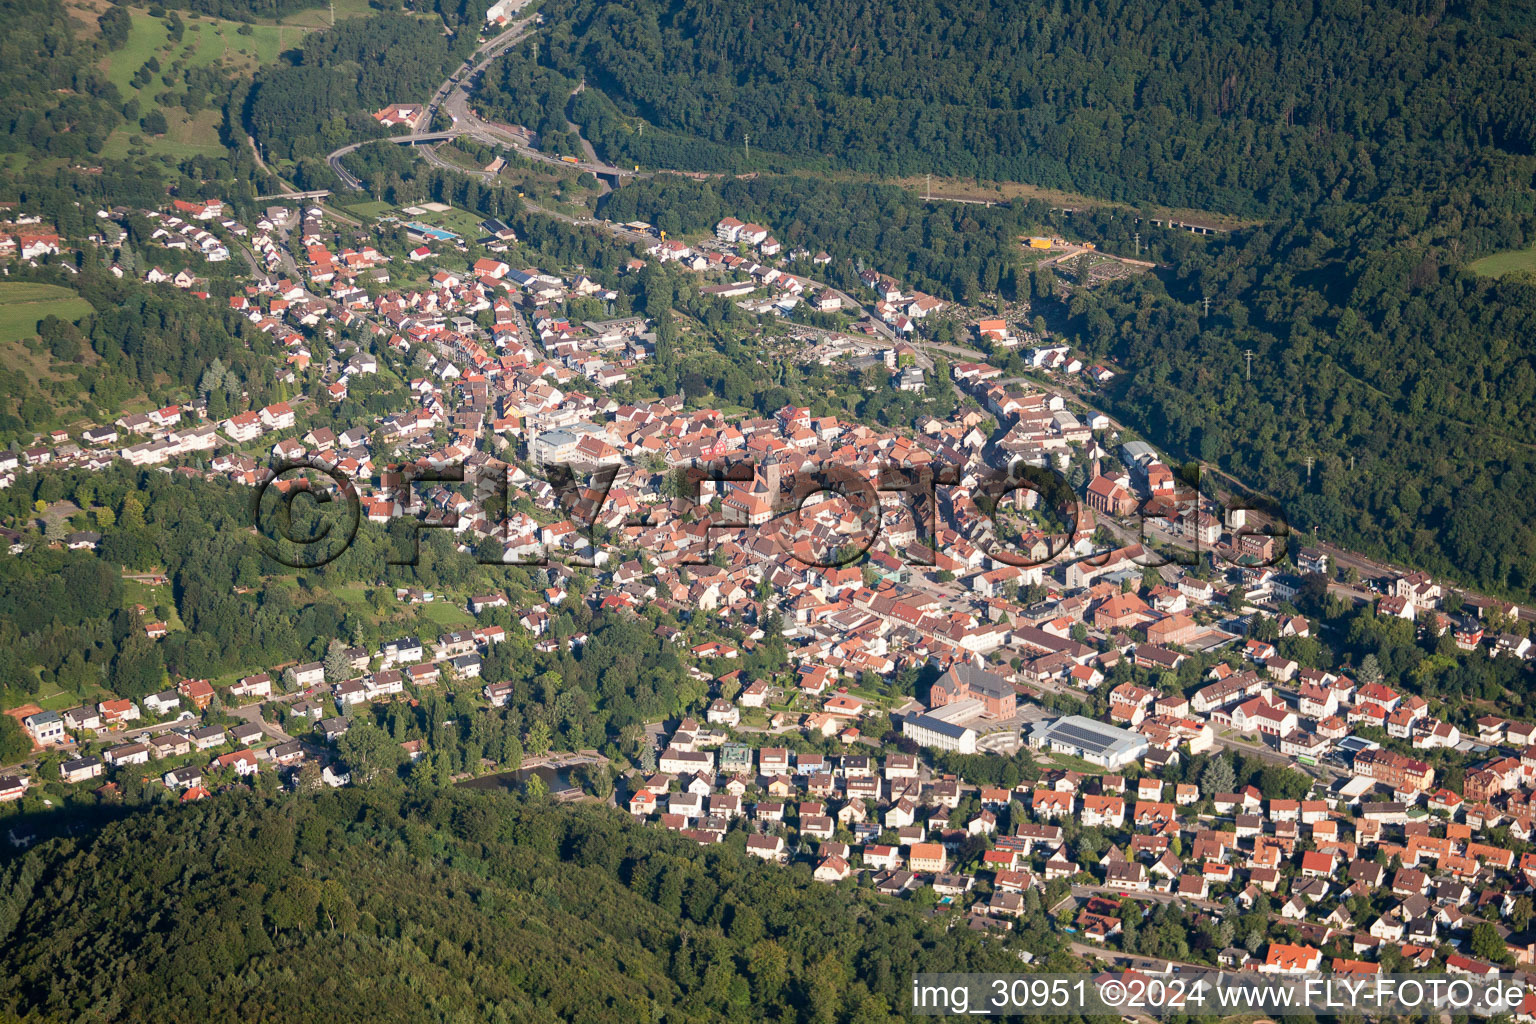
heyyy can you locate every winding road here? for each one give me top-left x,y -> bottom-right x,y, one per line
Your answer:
325,15 -> 638,194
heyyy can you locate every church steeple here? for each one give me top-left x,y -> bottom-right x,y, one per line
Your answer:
759,451 -> 781,495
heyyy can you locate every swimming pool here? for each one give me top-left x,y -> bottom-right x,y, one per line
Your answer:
404,221 -> 459,242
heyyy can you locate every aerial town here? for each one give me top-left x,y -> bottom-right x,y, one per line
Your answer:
4,0 -> 1536,1015
5,176 -> 1536,999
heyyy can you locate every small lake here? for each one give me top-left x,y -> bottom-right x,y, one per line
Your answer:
457,766 -> 580,796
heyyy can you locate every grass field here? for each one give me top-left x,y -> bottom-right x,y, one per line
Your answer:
404,203 -> 488,239
34,682 -> 114,713
418,600 -> 475,628
1470,244 -> 1536,278
0,283 -> 95,344
103,8 -> 298,96
99,7 -> 314,160
278,0 -> 378,28
339,199 -> 396,220
100,109 -> 229,161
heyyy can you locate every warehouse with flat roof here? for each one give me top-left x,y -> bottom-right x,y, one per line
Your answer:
1028,715 -> 1148,769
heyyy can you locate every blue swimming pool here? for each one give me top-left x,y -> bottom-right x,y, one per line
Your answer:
404,222 -> 458,241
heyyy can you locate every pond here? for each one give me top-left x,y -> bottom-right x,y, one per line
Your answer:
456,766 -> 580,797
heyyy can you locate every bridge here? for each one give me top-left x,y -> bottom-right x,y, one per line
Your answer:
327,127 -> 639,193
254,189 -> 332,202
322,12 -> 644,195
327,131 -> 512,190
1148,217 -> 1228,235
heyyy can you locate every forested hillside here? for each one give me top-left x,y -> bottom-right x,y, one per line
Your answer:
161,0 -> 323,19
0,0 -> 128,159
537,0 -> 1536,218
0,790 -> 1043,1023
0,264 -> 276,438
553,0 -> 1536,598
248,10 -> 483,160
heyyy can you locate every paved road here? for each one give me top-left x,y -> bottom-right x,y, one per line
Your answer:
564,80 -> 610,195
327,15 -> 642,194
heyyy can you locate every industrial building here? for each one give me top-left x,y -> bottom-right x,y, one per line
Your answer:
1028,715 -> 1148,769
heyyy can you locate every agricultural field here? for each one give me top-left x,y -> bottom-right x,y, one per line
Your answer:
1469,244 -> 1536,279
0,283 -> 94,345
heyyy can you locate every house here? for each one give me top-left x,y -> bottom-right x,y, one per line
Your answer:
230,722 -> 264,747
909,843 -> 947,873
143,690 -> 181,716
706,699 -> 739,727
1262,943 -> 1322,974
59,755 -> 103,783
373,104 -> 423,128
746,834 -> 786,862
190,725 -> 227,750
814,856 -> 852,883
291,662 -> 326,687
163,766 -> 203,790
1032,790 -> 1073,820
759,747 -> 791,776
62,706 -> 101,731
211,749 -> 260,776
659,748 -> 713,775
98,698 -> 141,725
1081,794 -> 1126,828
104,742 -> 151,766
230,673 -> 272,699
179,678 -> 215,708
1300,850 -> 1335,879
256,740 -> 298,768
1177,875 -> 1210,900
22,710 -> 65,746
1104,861 -> 1149,891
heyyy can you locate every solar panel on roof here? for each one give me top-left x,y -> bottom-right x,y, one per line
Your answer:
1050,722 -> 1122,751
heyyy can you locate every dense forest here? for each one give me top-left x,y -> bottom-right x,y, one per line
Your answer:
0,789 -> 1048,1023
248,11 -> 480,160
0,0 -> 128,159
534,0 -> 1536,220
160,0 -> 324,20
